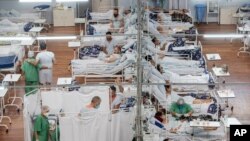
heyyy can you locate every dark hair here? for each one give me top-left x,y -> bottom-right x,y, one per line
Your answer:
154,111 -> 163,122
106,31 -> 112,35
113,8 -> 119,11
160,108 -> 167,115
151,37 -> 157,43
110,85 -> 116,91
156,64 -> 161,72
40,42 -> 47,50
145,55 -> 152,61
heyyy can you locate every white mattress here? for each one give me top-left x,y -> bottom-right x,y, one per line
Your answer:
0,19 -> 25,32
91,23 -> 110,35
90,10 -> 113,20
0,13 -> 39,22
0,45 -> 25,61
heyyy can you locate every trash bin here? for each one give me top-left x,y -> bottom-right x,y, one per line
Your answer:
195,4 -> 206,23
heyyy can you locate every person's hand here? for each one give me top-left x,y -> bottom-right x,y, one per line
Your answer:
175,113 -> 182,117
184,113 -> 189,117
115,77 -> 121,85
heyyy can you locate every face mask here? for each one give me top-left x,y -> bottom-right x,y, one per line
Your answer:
44,112 -> 49,117
95,104 -> 100,109
114,14 -> 118,18
178,101 -> 184,105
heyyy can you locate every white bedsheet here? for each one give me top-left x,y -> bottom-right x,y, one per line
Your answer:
0,12 -> 39,22
90,10 -> 113,20
41,89 -> 110,115
59,110 -> 135,141
159,56 -> 200,67
71,58 -> 117,75
0,45 -> 25,61
0,19 -> 25,32
91,24 -> 110,35
72,54 -> 135,75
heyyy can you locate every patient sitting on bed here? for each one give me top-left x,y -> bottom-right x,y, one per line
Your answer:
104,46 -> 121,63
110,8 -> 124,33
79,96 -> 101,117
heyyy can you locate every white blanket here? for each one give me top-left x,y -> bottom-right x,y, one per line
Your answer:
0,45 -> 25,61
59,110 -> 135,141
90,10 -> 113,20
0,19 -> 25,32
91,24 -> 110,35
41,89 -> 110,115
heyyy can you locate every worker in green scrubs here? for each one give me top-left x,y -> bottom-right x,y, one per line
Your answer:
21,51 -> 41,95
170,98 -> 193,118
33,105 -> 50,141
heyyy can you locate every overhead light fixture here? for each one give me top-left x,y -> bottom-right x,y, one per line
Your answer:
0,37 -> 32,41
203,34 -> 245,38
19,0 -> 52,2
56,0 -> 88,2
36,36 -> 77,40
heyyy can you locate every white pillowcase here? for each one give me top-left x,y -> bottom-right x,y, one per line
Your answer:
10,9 -> 21,17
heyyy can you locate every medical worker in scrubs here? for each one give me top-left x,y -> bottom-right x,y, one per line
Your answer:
21,51 -> 42,95
33,106 -> 50,141
170,98 -> 193,118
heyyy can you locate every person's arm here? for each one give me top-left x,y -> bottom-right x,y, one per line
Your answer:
27,59 -> 39,66
120,18 -> 124,28
110,20 -> 114,28
184,104 -> 193,117
33,116 -> 42,141
52,53 -> 56,65
21,63 -> 25,79
115,78 -> 124,93
170,103 -> 181,117
35,132 -> 39,141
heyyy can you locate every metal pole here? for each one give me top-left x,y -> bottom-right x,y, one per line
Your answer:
136,0 -> 143,141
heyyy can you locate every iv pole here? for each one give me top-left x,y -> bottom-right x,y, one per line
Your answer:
135,0 -> 143,140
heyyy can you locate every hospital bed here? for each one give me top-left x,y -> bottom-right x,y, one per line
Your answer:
0,45 -> 25,75
71,56 -> 136,83
86,8 -> 113,21
0,9 -> 40,23
78,36 -> 133,59
85,8 -> 113,35
85,8 -> 136,35
0,45 -> 25,62
0,54 -> 18,75
80,35 -> 127,46
23,87 -> 135,141
0,19 -> 27,33
142,103 -> 224,141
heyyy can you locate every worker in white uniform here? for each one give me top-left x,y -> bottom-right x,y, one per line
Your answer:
31,43 -> 56,85
102,31 -> 117,55
110,8 -> 124,33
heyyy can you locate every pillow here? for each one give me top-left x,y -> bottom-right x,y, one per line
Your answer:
0,19 -> 15,26
122,39 -> 136,52
0,9 -> 10,17
10,9 -> 20,17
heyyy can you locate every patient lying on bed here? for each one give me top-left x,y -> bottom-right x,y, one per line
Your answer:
104,47 -> 121,63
